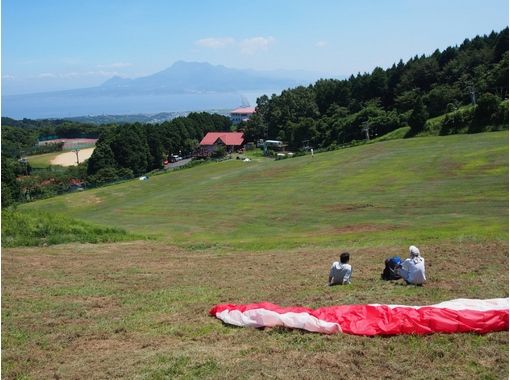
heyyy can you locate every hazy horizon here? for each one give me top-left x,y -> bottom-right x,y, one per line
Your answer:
1,61 -> 334,96
3,1 -> 508,94
2,0 -> 508,118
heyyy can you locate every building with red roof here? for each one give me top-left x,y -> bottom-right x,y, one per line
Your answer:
197,132 -> 245,157
230,107 -> 256,124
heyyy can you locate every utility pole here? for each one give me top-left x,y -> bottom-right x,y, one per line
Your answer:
73,148 -> 80,165
362,122 -> 370,142
468,85 -> 477,105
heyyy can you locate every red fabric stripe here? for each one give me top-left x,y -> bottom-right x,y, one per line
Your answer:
209,302 -> 509,335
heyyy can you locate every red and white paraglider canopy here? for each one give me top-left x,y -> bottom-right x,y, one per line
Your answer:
210,298 -> 509,336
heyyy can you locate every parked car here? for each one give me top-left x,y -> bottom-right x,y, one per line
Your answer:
169,154 -> 183,163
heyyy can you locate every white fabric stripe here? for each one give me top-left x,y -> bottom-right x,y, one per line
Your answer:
369,298 -> 509,311
217,309 -> 342,334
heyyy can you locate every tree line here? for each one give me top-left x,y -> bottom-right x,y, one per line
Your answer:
243,28 -> 508,150
1,112 -> 232,207
86,112 -> 231,183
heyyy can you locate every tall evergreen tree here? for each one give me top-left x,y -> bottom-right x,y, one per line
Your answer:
408,97 -> 429,134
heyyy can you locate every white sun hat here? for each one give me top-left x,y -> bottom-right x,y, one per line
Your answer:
409,245 -> 420,256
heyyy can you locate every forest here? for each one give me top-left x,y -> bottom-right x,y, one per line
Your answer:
242,28 -> 508,150
86,112 -> 231,182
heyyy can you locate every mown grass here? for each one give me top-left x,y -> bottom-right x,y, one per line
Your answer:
19,131 -> 508,250
1,209 -> 141,247
2,241 -> 507,379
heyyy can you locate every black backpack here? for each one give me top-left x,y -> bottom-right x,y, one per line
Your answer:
381,256 -> 402,281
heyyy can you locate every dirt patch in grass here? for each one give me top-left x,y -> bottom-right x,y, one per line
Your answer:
50,147 -> 95,167
2,240 -> 508,379
333,223 -> 395,233
324,203 -> 376,212
81,194 -> 103,205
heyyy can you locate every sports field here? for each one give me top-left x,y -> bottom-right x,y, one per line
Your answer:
50,147 -> 95,166
3,131 -> 508,379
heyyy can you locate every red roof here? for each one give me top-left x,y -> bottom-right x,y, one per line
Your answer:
230,107 -> 256,115
200,132 -> 244,146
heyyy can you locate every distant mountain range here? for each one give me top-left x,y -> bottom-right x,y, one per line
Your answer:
98,61 -> 318,95
2,62 -> 332,119
64,110 -> 230,125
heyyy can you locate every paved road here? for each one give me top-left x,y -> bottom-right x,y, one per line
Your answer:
164,158 -> 192,170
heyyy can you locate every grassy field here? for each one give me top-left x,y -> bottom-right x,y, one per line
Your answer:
20,131 -> 508,250
3,131 -> 508,379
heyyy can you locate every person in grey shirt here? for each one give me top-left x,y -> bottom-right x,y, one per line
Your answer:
328,252 -> 352,286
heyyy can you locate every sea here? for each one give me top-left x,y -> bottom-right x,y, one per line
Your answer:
2,90 -> 282,119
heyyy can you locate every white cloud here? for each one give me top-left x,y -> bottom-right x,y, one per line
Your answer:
315,41 -> 328,48
239,36 -> 275,55
38,73 -> 57,78
2,74 -> 15,80
96,62 -> 132,68
35,71 -> 119,79
195,37 -> 235,48
195,36 -> 275,55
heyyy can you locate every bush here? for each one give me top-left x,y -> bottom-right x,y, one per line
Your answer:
408,97 -> 429,134
440,109 -> 473,135
1,209 -> 139,247
87,167 -> 121,185
470,93 -> 502,133
211,146 -> 226,159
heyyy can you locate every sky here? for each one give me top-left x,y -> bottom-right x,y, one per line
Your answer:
2,0 -> 509,95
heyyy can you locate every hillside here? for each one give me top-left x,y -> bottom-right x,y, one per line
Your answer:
21,131 -> 509,250
4,131 -> 509,379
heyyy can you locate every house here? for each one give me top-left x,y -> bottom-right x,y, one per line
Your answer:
230,107 -> 256,125
197,132 -> 244,157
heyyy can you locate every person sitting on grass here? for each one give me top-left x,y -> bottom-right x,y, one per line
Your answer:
397,245 -> 426,286
328,252 -> 352,286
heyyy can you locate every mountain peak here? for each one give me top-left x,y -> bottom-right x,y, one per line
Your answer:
101,75 -> 131,87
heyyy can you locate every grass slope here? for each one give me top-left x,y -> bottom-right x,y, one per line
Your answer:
21,131 -> 509,250
1,209 -> 140,247
3,132 -> 508,379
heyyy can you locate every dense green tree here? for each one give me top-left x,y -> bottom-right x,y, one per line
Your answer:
109,124 -> 150,176
493,27 -> 509,62
470,93 -> 503,132
408,97 -> 429,134
145,124 -> 165,170
367,67 -> 388,100
424,85 -> 461,117
1,158 -> 22,207
87,143 -> 116,175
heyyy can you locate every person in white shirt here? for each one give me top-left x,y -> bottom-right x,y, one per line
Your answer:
398,245 -> 426,285
328,252 -> 352,286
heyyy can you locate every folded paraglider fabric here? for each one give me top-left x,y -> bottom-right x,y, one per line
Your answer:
209,298 -> 509,336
